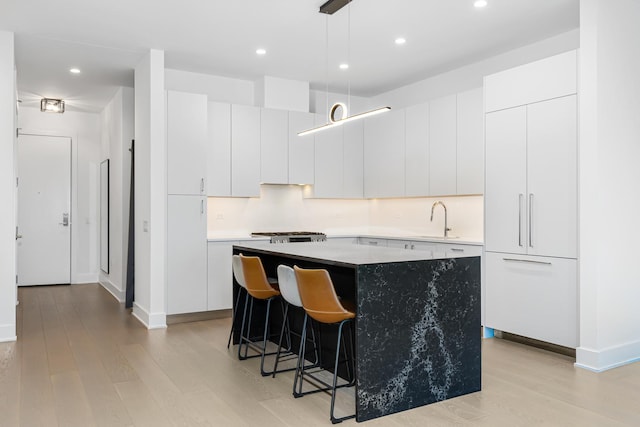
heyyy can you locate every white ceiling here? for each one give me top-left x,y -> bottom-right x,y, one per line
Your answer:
0,0 -> 579,113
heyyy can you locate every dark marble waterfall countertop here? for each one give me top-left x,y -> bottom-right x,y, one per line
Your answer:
233,241 -> 474,268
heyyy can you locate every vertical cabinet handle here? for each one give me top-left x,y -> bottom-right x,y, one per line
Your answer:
518,194 -> 524,247
200,199 -> 204,215
411,244 -> 415,250
529,193 -> 534,248
200,178 -> 205,194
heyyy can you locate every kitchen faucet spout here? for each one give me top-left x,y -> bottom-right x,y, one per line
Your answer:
430,201 -> 450,238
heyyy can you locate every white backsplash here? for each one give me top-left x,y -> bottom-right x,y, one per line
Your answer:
207,184 -> 483,240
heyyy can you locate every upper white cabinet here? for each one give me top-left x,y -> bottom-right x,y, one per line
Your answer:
314,115 -> 363,199
289,111 -> 315,185
260,108 -> 289,184
456,88 -> 484,195
231,104 -> 261,197
485,96 -> 577,258
342,121 -> 364,198
207,101 -> 231,196
404,103 -> 429,197
167,91 -> 207,196
364,109 -> 406,198
429,95 -> 457,196
484,50 -> 577,113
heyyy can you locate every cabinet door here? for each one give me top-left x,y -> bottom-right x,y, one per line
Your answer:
342,121 -> 364,198
207,241 -> 235,311
485,107 -> 527,254
429,95 -> 457,196
314,113 -> 343,198
485,252 -> 577,348
167,195 -> 207,314
405,103 -> 429,197
231,104 -> 261,197
526,96 -> 577,258
457,88 -> 484,195
260,108 -> 288,184
167,91 -> 207,195
364,109 -> 405,198
289,111 -> 315,185
408,241 -> 439,252
436,243 -> 482,257
207,102 -> 231,196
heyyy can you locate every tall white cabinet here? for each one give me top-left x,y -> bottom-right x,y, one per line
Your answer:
484,51 -> 578,348
166,90 -> 209,315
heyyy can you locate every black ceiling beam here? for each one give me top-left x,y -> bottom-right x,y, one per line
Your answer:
319,0 -> 353,15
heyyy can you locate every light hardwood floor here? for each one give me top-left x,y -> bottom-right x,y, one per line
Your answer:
2,284 -> 639,426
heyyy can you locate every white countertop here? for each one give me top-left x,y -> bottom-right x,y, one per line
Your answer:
232,241 -> 477,267
208,232 -> 483,246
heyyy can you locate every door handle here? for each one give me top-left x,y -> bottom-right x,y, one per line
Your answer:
16,227 -> 22,240
518,194 -> 524,247
59,213 -> 69,226
503,257 -> 551,266
201,200 -> 204,215
529,194 -> 534,248
200,178 -> 205,194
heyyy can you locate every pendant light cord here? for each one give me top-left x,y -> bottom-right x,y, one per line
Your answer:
325,14 -> 329,123
347,0 -> 351,113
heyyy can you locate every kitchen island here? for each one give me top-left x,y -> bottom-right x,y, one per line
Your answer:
233,241 -> 481,422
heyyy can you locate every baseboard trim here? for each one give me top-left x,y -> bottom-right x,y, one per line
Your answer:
73,273 -> 99,284
0,324 -> 17,342
132,303 -> 167,330
98,279 -> 125,303
576,341 -> 640,372
167,309 -> 232,325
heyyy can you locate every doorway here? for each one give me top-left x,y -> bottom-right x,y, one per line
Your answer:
16,134 -> 72,286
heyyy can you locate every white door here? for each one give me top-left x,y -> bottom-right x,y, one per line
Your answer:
17,134 -> 71,286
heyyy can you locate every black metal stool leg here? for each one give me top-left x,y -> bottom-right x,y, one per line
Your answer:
330,319 -> 356,424
227,287 -> 244,349
272,302 -> 290,377
293,313 -> 309,397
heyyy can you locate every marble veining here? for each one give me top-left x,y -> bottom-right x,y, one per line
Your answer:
356,257 -> 481,421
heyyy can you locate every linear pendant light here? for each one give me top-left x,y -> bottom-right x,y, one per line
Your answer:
299,0 -> 390,137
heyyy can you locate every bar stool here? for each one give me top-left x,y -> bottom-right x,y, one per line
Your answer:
226,254 -> 246,349
272,265 -> 320,379
294,266 -> 356,424
238,254 -> 289,376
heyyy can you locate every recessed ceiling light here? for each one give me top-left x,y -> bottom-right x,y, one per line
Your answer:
69,68 -> 81,74
474,0 -> 488,8
395,37 -> 406,45
339,63 -> 349,70
256,48 -> 266,55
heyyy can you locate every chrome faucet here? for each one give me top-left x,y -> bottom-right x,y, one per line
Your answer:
430,201 -> 451,238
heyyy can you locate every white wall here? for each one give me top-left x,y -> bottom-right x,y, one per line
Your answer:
99,87 -> 134,301
134,50 -> 167,329
207,185 -> 482,240
165,68 -> 254,105
577,0 -> 640,371
372,29 -> 580,109
18,107 -> 101,285
0,31 -> 16,342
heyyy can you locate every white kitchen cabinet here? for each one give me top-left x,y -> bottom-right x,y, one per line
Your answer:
429,95 -> 457,196
260,108 -> 289,184
436,243 -> 482,257
456,88 -> 484,195
207,101 -> 231,196
207,241 -> 235,311
485,96 -> 577,258
405,102 -> 429,197
288,111 -> 315,185
313,116 -> 363,198
327,237 -> 358,245
231,104 -> 261,197
167,195 -> 208,315
314,113 -> 343,198
342,121 -> 364,198
167,91 -> 207,196
364,109 -> 406,198
485,106 -> 527,254
484,50 -> 577,113
484,252 -> 577,348
526,96 -> 577,259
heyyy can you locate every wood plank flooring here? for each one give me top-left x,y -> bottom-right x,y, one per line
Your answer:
1,284 -> 639,426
